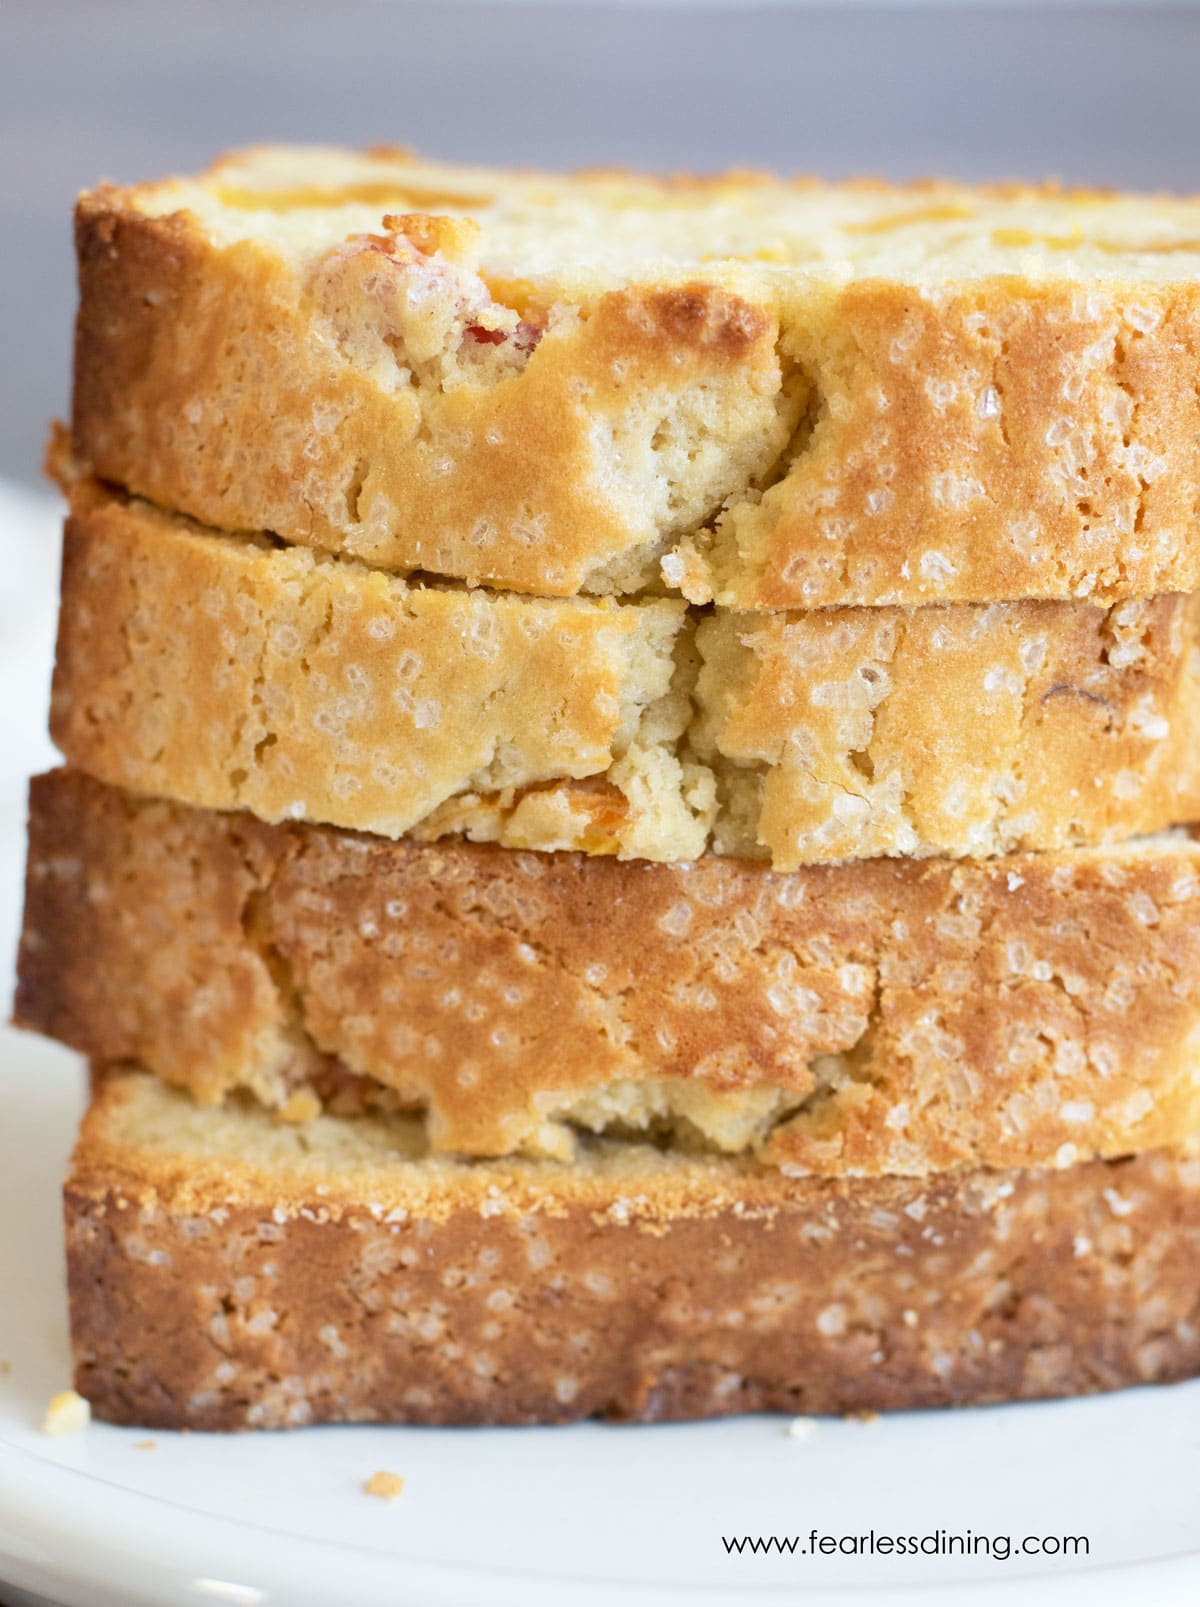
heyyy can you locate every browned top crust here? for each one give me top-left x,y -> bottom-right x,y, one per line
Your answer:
21,769 -> 1200,1176
65,1070 -> 1200,1426
48,469 -> 1200,867
71,146 -> 1200,606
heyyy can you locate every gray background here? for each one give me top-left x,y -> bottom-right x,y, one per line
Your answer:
4,0 -> 1200,487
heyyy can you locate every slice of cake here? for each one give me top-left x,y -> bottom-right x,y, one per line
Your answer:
22,770 -> 1200,1177
67,1068 -> 1200,1428
49,467 -> 1200,865
74,146 -> 1200,606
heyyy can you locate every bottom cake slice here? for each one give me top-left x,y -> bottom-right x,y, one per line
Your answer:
68,1070 -> 1200,1429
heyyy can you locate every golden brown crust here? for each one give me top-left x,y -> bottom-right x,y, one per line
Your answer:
71,154 -> 1200,606
66,1071 -> 1200,1428
72,195 -> 790,599
49,475 -> 1200,866
700,277 -> 1200,610
693,593 -> 1200,863
22,770 -> 1200,1175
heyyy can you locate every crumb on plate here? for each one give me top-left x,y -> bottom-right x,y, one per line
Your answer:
364,1469 -> 405,1501
43,1389 -> 90,1437
786,1415 -> 816,1440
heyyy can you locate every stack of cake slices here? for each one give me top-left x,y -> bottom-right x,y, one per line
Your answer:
16,147 -> 1200,1428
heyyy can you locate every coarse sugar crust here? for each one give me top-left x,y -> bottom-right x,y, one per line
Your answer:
21,770 -> 1200,1177
48,456 -> 703,863
72,145 -> 1200,608
48,463 -> 1200,868
66,1069 -> 1200,1428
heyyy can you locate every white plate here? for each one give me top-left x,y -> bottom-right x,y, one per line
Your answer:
2,480 -> 1200,1606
